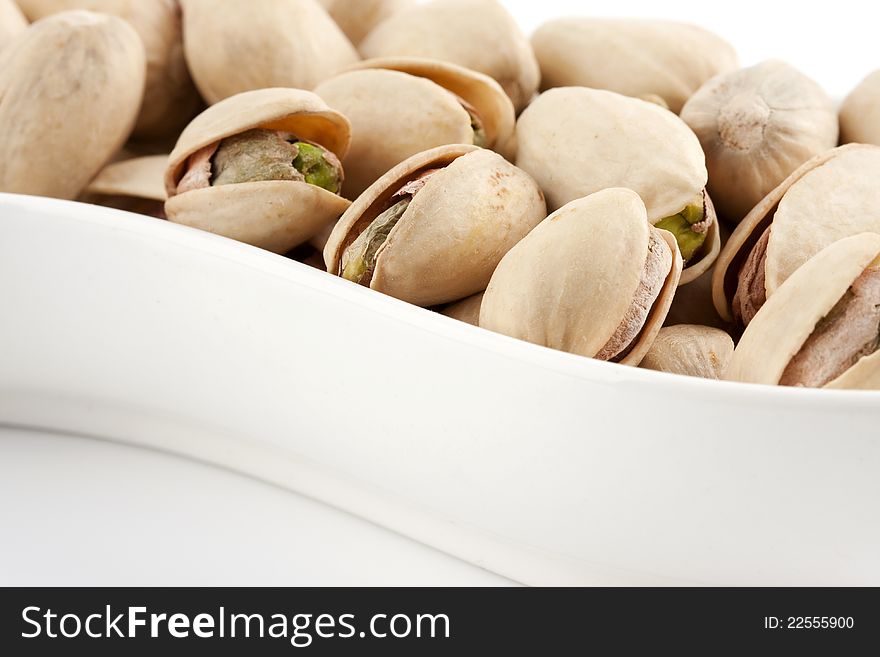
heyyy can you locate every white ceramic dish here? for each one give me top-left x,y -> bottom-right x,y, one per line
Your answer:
1,193 -> 879,586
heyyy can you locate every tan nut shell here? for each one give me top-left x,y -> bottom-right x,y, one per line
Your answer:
181,0 -> 358,105
480,188 -> 683,365
640,325 -> 734,380
531,19 -> 738,114
0,0 -> 27,53
681,60 -> 838,224
324,144 -> 547,307
315,69 -> 476,200
840,70 -> 880,146
0,11 -> 145,200
441,292 -> 484,327
18,0 -> 201,139
726,234 -> 880,389
359,0 -> 539,113
318,0 -> 414,47
86,155 -> 168,201
712,144 -> 880,322
165,88 -> 352,254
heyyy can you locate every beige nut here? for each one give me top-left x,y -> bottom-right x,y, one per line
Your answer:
532,18 -> 737,114
359,0 -> 539,113
712,144 -> 880,325
480,188 -> 683,365
682,60 -> 838,225
165,88 -> 352,254
318,0 -> 414,47
180,0 -> 358,105
840,70 -> 880,146
640,325 -> 734,380
0,10 -> 145,200
324,144 -> 547,307
440,292 -> 484,327
0,0 -> 27,54
726,233 -> 880,390
81,155 -> 168,218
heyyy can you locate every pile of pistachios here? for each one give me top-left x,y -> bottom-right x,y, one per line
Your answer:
2,0 -> 879,390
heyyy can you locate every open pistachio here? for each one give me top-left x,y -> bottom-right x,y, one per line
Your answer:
180,0 -> 358,105
359,0 -> 539,113
165,88 -> 352,254
0,10 -> 145,200
82,155 -> 168,218
840,70 -> 880,146
318,0 -> 413,47
480,188 -> 683,365
640,325 -> 734,380
324,144 -> 546,307
726,233 -> 880,390
681,61 -> 838,224
516,87 -> 718,284
531,19 -> 738,114
712,144 -> 880,325
0,0 -> 27,53
440,292 -> 484,327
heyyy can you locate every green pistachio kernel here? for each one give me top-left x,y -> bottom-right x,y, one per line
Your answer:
293,142 -> 341,194
341,199 -> 411,285
212,129 -> 302,186
655,200 -> 708,264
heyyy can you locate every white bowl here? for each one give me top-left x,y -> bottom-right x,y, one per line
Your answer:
1,193 -> 878,586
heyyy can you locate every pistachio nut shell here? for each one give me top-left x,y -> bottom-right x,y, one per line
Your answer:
531,18 -> 738,114
350,56 -> 515,152
18,0 -> 202,139
681,60 -> 838,224
0,10 -> 145,200
712,144 -> 880,322
318,0 -> 414,47
480,188 -> 683,365
640,325 -> 734,380
86,155 -> 168,201
180,0 -> 359,105
726,233 -> 880,388
325,144 -> 547,307
315,69 -> 475,200
0,0 -> 27,53
165,88 -> 351,253
441,292 -> 484,327
840,70 -> 880,146
359,0 -> 539,113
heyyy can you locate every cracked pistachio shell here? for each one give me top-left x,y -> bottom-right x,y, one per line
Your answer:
318,0 -> 414,47
712,144 -> 880,322
0,11 -> 145,200
324,144 -> 547,307
726,234 -> 880,389
441,292 -> 484,327
85,155 -> 168,201
164,88 -> 351,254
840,70 -> 880,146
480,188 -> 683,365
18,0 -> 201,139
359,0 -> 539,113
532,19 -> 737,114
682,61 -> 838,224
640,325 -> 734,380
315,69 -> 477,200
180,0 -> 358,105
0,0 -> 27,53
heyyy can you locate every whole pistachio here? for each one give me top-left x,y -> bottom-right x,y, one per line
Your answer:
515,87 -> 719,284
440,292 -> 484,327
712,144 -> 880,325
359,0 -> 539,113
532,18 -> 738,114
324,144 -> 546,307
682,61 -> 838,224
640,325 -> 734,380
0,10 -> 145,200
165,88 -> 352,254
318,0 -> 414,47
0,0 -> 27,53
17,0 -> 202,140
840,70 -> 880,146
726,233 -> 880,390
480,188 -> 683,365
180,0 -> 358,106
82,155 -> 168,218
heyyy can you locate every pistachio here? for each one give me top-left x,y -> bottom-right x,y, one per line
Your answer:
318,0 -> 414,47
640,325 -> 734,380
81,155 -> 168,219
726,234 -> 880,390
681,61 -> 838,224
325,144 -> 546,307
359,0 -> 539,113
531,18 -> 738,114
654,195 -> 713,264
440,292 -> 484,327
180,0 -> 359,105
0,10 -> 145,200
480,188 -> 682,365
0,0 -> 27,54
840,70 -> 880,146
